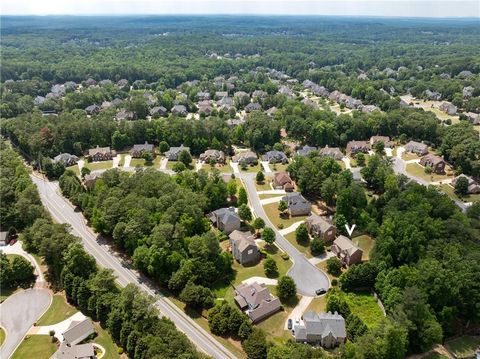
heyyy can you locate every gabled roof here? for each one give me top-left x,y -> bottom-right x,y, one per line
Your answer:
296,145 -> 317,157
62,318 -> 94,346
212,207 -> 240,225
306,214 -> 333,232
88,146 -> 110,156
131,142 -> 154,152
229,230 -> 257,252
333,235 -> 361,256
235,282 -> 273,309
302,311 -> 346,338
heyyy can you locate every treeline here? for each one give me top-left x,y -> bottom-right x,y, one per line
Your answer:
0,142 -> 205,359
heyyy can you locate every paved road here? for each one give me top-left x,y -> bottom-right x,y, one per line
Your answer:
30,175 -> 236,359
0,289 -> 51,359
238,172 -> 330,297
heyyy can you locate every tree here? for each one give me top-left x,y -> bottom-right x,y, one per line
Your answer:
326,257 -> 342,276
278,200 -> 288,216
295,224 -> 309,244
179,282 -> 215,310
242,328 -> 267,359
262,227 -> 275,246
227,180 -> 237,199
255,171 -> 265,183
252,217 -> 265,233
356,153 -> 366,166
81,166 -> 91,178
334,214 -> 348,235
346,313 -> 368,341
159,141 -> 169,153
173,161 -> 187,173
373,141 -> 385,155
276,276 -> 296,302
178,150 -> 192,167
310,237 -> 325,256
238,187 -> 248,205
238,204 -> 252,222
326,290 -> 351,317
263,256 -> 278,278
454,176 -> 469,196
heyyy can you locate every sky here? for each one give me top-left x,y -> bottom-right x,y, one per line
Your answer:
1,0 -> 479,18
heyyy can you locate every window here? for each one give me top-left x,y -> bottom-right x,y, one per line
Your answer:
248,249 -> 253,255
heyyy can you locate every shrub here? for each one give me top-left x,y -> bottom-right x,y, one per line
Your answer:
118,348 -> 124,354
310,237 -> 325,256
331,279 -> 338,286
326,257 -> 342,276
263,257 -> 278,278
277,276 -> 297,302
278,223 -> 284,229
49,330 -> 55,336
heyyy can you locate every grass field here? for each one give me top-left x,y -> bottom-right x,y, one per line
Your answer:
240,163 -> 262,173
257,295 -> 297,344
439,184 -> 480,203
202,159 -> 233,173
117,154 -> 125,167
270,164 -> 288,173
85,161 -> 114,171
445,336 -> 480,359
353,235 -> 374,261
305,295 -> 327,313
406,163 -> 452,182
37,293 -> 78,325
423,352 -> 449,359
284,232 -> 311,258
93,322 -> 120,359
344,291 -> 384,328
11,335 -> 57,359
255,179 -> 273,191
401,152 -> 421,161
258,194 -> 283,200
0,327 -> 5,347
66,164 -> 80,175
263,202 -> 308,229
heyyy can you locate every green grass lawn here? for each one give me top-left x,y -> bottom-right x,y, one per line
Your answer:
166,160 -> 194,170
445,336 -> 480,359
66,164 -> 80,175
263,202 -> 308,229
401,152 -> 420,161
255,179 -> 273,191
257,304 -> 293,344
284,232 -> 311,258
344,291 -> 384,328
37,293 -> 78,325
85,161 -> 114,171
439,184 -> 480,203
270,164 -> 288,173
406,163 -> 452,182
353,235 -> 374,261
202,159 -> 233,173
93,322 -> 120,359
336,160 -> 346,169
130,158 -> 146,167
423,352 -> 449,359
305,295 -> 327,313
11,335 -> 57,359
258,194 -> 283,200
240,163 -> 262,173
0,327 -> 5,347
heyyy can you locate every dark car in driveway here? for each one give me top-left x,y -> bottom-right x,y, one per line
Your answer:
287,318 -> 293,330
315,288 -> 327,295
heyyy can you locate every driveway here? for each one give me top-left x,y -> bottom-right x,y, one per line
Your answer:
238,173 -> 330,297
283,295 -> 314,330
32,312 -> 86,342
230,162 -> 240,174
159,158 -> 168,170
0,289 -> 51,359
123,154 -> 132,168
112,154 -> 121,168
242,277 -> 278,286
260,161 -> 272,173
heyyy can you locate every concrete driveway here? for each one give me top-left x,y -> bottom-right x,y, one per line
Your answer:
0,288 -> 51,359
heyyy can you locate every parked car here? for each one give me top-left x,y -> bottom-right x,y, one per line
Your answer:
315,288 -> 327,295
287,318 -> 293,330
9,239 -> 17,246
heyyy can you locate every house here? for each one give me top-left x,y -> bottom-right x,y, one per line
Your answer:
117,79 -> 129,88
54,318 -> 95,359
346,141 -> 370,156
331,235 -> 363,266
305,214 -> 336,242
165,144 -> 190,161
226,118 -> 246,127
210,208 -> 241,234
83,173 -> 102,190
252,90 -> 267,99
282,192 -> 311,216
217,96 -> 234,108
274,172 -> 294,192
172,104 -> 188,117
370,136 -> 394,148
311,85 -> 329,97
278,86 -> 293,97
198,103 -> 213,116
85,78 -> 97,87
215,91 -> 228,99
234,282 -> 281,323
199,149 -> 225,164
62,318 -> 94,346
266,107 -> 277,117
404,141 -> 428,156
463,86 -> 474,99
34,96 -> 46,106
234,91 -> 249,99
362,105 -> 379,113
439,102 -> 457,115
301,98 -> 318,109
293,311 -> 346,348
55,342 -> 95,359
0,232 -> 9,246
245,102 -> 262,113
87,146 -> 112,162
296,145 -> 317,157
425,89 -> 442,101
197,91 -> 210,101
262,150 -> 288,164
464,112 -> 480,125
452,174 -> 480,194
150,106 -> 167,117
115,109 -> 135,121
319,147 -> 343,160
130,142 -> 154,158
53,153 -> 79,167
419,154 -> 446,174
229,230 -> 260,265
101,101 -> 112,110
232,151 -> 258,164
85,104 -> 101,115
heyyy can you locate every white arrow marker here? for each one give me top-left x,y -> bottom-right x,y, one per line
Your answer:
345,224 -> 356,237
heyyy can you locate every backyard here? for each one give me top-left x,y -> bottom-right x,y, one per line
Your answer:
37,293 -> 78,325
353,235 -> 375,261
406,163 -> 453,182
444,336 -> 480,359
344,291 -> 385,328
240,163 -> 262,173
263,202 -> 308,229
439,184 -> 480,203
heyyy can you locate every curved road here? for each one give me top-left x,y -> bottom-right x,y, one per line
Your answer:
238,172 -> 330,297
0,289 -> 51,359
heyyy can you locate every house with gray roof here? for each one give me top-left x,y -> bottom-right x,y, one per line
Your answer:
165,144 -> 190,161
85,104 -> 101,115
53,153 -> 79,167
439,102 -> 457,115
209,207 -> 241,234
232,151 -> 258,164
117,79 -> 129,88
199,149 -> 225,164
282,192 -> 311,216
115,109 -> 135,121
262,150 -> 288,164
370,136 -> 394,148
306,214 -> 336,242
296,145 -> 317,157
54,318 -> 95,359
245,102 -> 262,113
252,90 -> 268,99
346,141 -> 370,156
332,235 -> 363,266
452,174 -> 480,194
172,104 -> 188,117
420,154 -> 446,174
87,146 -> 112,162
234,282 -> 281,323
62,318 -> 94,346
319,147 -> 343,160
197,91 -> 210,101
293,311 -> 346,348
150,106 -> 167,117
0,232 -> 9,246
464,112 -> 480,125
404,141 -> 428,156
229,230 -> 259,265
130,142 -> 154,158
215,91 -> 228,99
266,107 -> 277,117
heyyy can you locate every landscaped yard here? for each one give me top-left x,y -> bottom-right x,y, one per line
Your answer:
11,335 -> 57,359
66,164 -> 80,175
270,163 -> 288,173
284,232 -> 311,258
93,322 -> 121,359
344,291 -> 384,328
166,160 -> 195,170
117,154 -> 125,167
439,184 -> 480,203
305,295 -> 327,313
255,179 -> 273,191
445,336 -> 480,359
37,293 -> 78,325
202,159 -> 233,173
406,163 -> 452,182
240,163 -> 262,173
401,152 -> 420,161
423,352 -> 449,359
353,235 -> 374,261
258,194 -> 283,200
263,202 -> 308,229
85,160 -> 114,171
257,299 -> 295,344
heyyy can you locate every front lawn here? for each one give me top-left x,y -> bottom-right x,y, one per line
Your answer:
344,291 -> 384,328
353,235 -> 374,261
93,322 -> 121,359
11,335 -> 57,359
439,184 -> 480,203
37,293 -> 78,325
255,179 -> 273,191
166,160 -> 194,170
202,159 -> 232,173
0,327 -> 5,346
85,161 -> 114,171
284,232 -> 311,258
263,202 -> 308,229
445,336 -> 480,359
259,194 -> 283,200
66,164 -> 80,175
406,163 -> 452,182
401,152 -> 420,161
239,163 -> 262,173
270,163 -> 288,173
